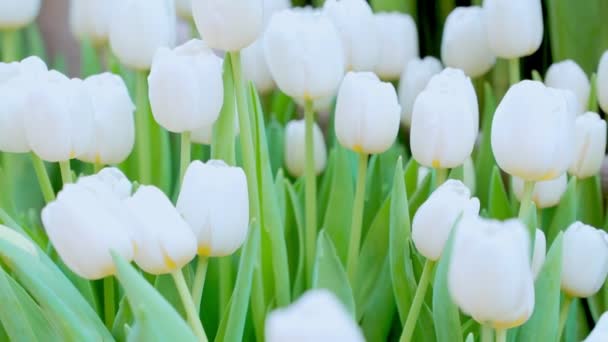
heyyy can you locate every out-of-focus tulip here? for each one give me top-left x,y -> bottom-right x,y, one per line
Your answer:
598,51 -> 608,114
532,229 -> 546,279
449,215 -> 535,328
569,112 -> 607,179
192,0 -> 263,52
512,174 -> 567,209
149,39 -> 223,133
561,221 -> 608,298
69,0 -> 117,44
410,68 -> 478,169
482,0 -> 543,59
265,289 -> 365,342
441,6 -> 495,78
263,0 -> 291,24
398,57 -> 442,127
109,0 -> 176,70
79,73 -> 135,165
584,312 -> 608,342
177,160 -> 249,256
175,0 -> 192,20
78,167 -> 133,200
412,180 -> 480,261
284,120 -> 327,177
491,80 -> 575,181
242,38 -> 275,94
0,0 -> 40,29
374,12 -> 419,80
335,72 -> 400,154
264,9 -> 345,100
545,60 -> 590,114
190,111 -> 239,145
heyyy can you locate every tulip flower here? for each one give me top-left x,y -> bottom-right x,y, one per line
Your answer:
532,229 -> 546,279
192,0 -> 263,52
242,38 -> 276,94
545,60 -> 590,114
323,0 -> 378,72
569,112 -> 607,179
374,12 -> 419,80
284,119 -> 327,177
398,57 -> 442,127
598,51 -> 608,114
512,174 -> 567,209
266,289 -> 365,342
69,0 -> 117,45
561,221 -> 608,298
109,0 -> 176,70
263,0 -> 291,24
584,312 -> 608,342
448,215 -> 535,329
78,73 -> 135,166
441,6 -> 496,78
0,0 -> 40,29
78,167 -> 133,201
175,0 -> 192,20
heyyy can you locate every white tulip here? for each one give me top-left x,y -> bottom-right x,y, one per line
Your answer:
335,72 -> 400,154
284,120 -> 327,177
569,112 -> 607,179
441,6 -> 495,78
24,72 -> 95,162
175,0 -> 192,20
561,221 -> 608,298
531,229 -> 546,279
263,0 -> 291,24
412,180 -> 480,261
109,0 -> 176,70
398,57 -> 442,127
323,0 -> 378,72
482,0 -> 543,59
584,312 -> 608,342
410,68 -> 479,169
545,60 -> 590,114
78,167 -> 133,200
242,38 -> 275,94
597,51 -> 608,114
190,111 -> 239,145
192,0 -> 263,52
491,80 -> 575,181
264,9 -> 345,100
266,289 -> 365,342
126,185 -> 197,275
374,12 -> 418,80
448,215 -> 535,328
42,183 -> 135,279
177,160 -> 249,256
512,174 -> 567,209
69,0 -> 117,44
0,0 -> 40,29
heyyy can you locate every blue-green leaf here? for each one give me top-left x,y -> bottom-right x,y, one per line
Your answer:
488,167 -> 513,220
474,83 -> 497,208
547,177 -> 577,245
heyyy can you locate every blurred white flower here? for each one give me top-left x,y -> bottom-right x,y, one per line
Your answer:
531,229 -> 546,279
512,174 -> 567,209
569,112 -> 607,179
374,12 -> 419,80
597,51 -> 608,114
584,312 -> 608,342
398,57 -> 442,127
242,38 -> 275,94
545,60 -> 590,114
174,0 -> 192,20
284,119 -> 327,177
0,0 -> 40,29
70,0 -> 118,44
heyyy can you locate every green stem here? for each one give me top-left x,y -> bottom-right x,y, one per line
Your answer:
495,329 -> 506,342
30,154 -> 55,203
172,269 -> 208,342
191,256 -> 208,314
508,58 -> 520,86
135,71 -> 152,184
304,99 -> 317,285
2,29 -> 18,62
435,168 -> 448,188
59,160 -> 73,184
518,181 -> 535,220
218,256 -> 232,317
180,131 -> 191,183
346,152 -> 369,282
557,295 -> 572,341
481,324 -> 493,342
103,277 -> 115,329
94,162 -> 103,174
400,260 -> 436,342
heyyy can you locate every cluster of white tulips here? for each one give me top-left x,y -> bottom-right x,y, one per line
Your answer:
2,0 -> 608,341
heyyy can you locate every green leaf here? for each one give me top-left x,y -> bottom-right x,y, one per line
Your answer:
284,179 -> 306,298
409,169 -> 433,216
312,230 -> 356,316
317,148 -> 336,222
112,295 -> 133,341
403,157 -> 420,199
531,70 -> 543,82
448,165 -> 465,183
80,39 -> 102,77
518,233 -> 564,342
153,269 -> 193,320
488,167 -> 513,220
270,90 -> 296,125
577,175 -> 603,227
370,0 -> 416,16
211,53 -> 237,165
588,73 -> 599,112
24,23 -> 46,60
547,177 -> 577,245
360,258 -> 396,341
266,119 -> 284,177
474,83 -> 497,208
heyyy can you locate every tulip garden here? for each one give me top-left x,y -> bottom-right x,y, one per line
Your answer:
2,0 -> 608,341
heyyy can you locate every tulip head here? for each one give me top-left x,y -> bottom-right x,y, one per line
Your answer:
512,174 -> 567,209
598,51 -> 608,114
284,119 -> 327,177
0,0 -> 40,29
373,12 -> 418,80
545,60 -> 590,114
584,312 -> 608,342
242,38 -> 276,94
569,112 -> 607,179
70,0 -> 117,45
398,57 -> 443,127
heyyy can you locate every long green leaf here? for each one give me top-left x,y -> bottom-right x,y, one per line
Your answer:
547,177 -> 577,245
211,53 -> 236,165
360,258 -> 396,341
488,167 -> 513,220
577,175 -> 603,227
475,83 -> 497,208
284,179 -> 306,297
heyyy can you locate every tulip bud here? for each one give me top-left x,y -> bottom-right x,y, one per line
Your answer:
374,13 -> 419,80
177,160 -> 249,256
441,6 -> 495,78
242,38 -> 275,94
24,73 -> 95,162
598,51 -> 608,114
531,229 -> 546,279
545,60 -> 590,114
175,0 -> 192,20
109,0 -> 176,70
335,72 -> 400,154
410,68 -> 479,169
323,0 -> 378,72
491,80 -> 575,181
482,0 -> 543,58
0,0 -> 40,29
149,39 -> 223,133
265,289 -> 365,342
584,312 -> 608,342
126,185 -> 197,275
192,0 -> 263,52
264,9 -> 345,100
284,120 -> 327,177
42,183 -> 135,279
561,221 -> 608,298
512,174 -> 567,209
78,167 -> 133,200
412,180 -> 480,261
69,0 -> 117,45
398,57 -> 442,127
569,112 -> 607,179
449,215 -> 535,328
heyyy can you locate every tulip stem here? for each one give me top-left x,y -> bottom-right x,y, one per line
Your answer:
481,325 -> 493,342
180,131 -> 191,183
557,295 -> 573,341
30,154 -> 55,203
135,71 -> 152,185
518,181 -> 535,220
435,168 -> 448,188
304,99 -> 318,285
59,160 -> 73,184
508,58 -> 520,86
94,162 -> 103,173
400,259 -> 436,342
495,329 -> 506,342
172,269 -> 208,342
191,255 -> 209,314
103,277 -> 115,329
346,152 -> 369,283
1,29 -> 18,62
